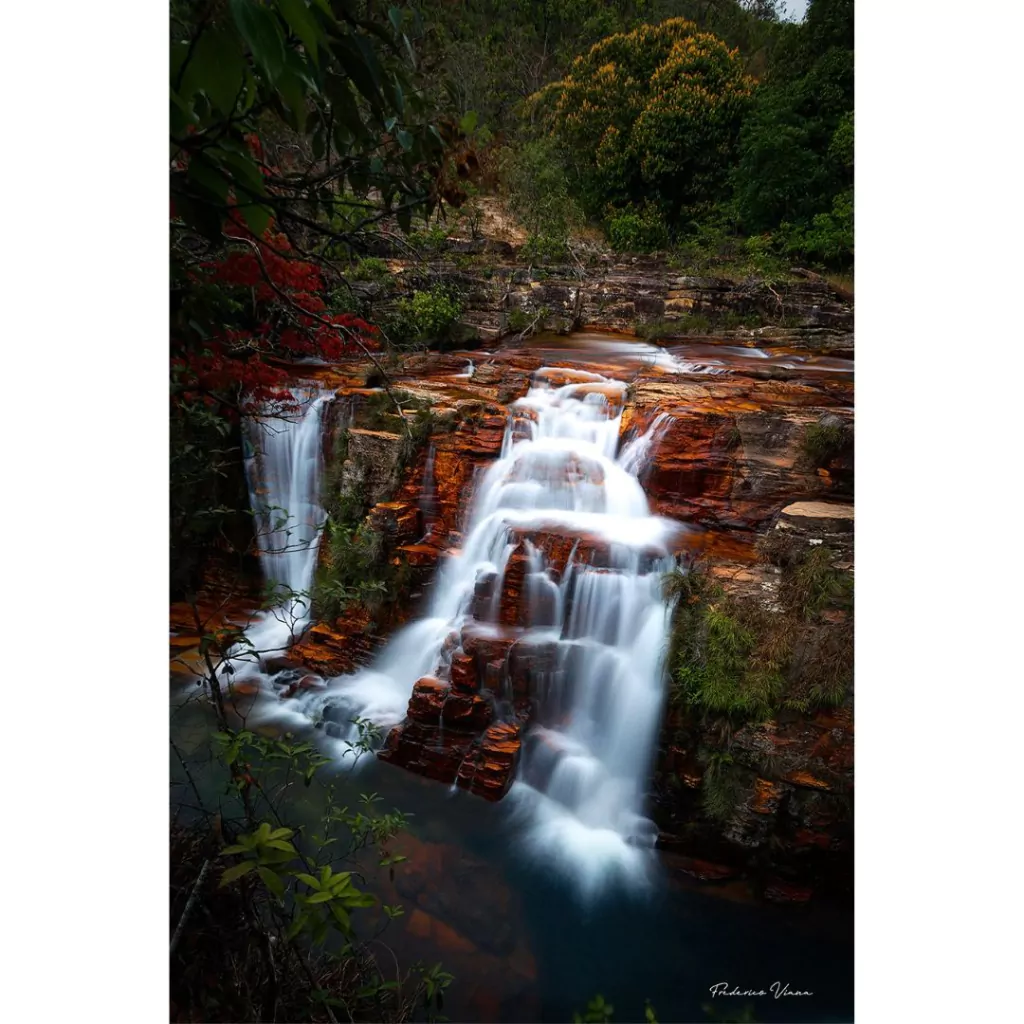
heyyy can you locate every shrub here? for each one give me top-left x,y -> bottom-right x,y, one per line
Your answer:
521,234 -> 569,263
406,222 -> 450,255
635,319 -> 680,341
782,545 -> 853,621
700,750 -> 746,824
499,138 -> 581,241
506,307 -> 532,333
607,208 -> 669,253
803,416 -> 852,466
665,566 -> 783,721
390,286 -> 463,347
348,256 -> 391,283
663,556 -> 851,721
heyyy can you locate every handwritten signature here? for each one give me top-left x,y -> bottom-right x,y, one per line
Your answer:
709,982 -> 814,1000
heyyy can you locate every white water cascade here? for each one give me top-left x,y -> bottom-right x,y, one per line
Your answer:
272,368 -> 681,890
229,387 -> 333,677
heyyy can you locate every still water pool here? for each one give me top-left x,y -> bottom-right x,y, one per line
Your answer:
172,694 -> 852,1024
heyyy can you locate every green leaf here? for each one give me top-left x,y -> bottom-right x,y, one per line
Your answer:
341,890 -> 376,908
307,890 -> 334,903
240,201 -> 272,238
264,838 -> 297,853
257,865 -> 285,898
276,69 -> 308,132
334,35 -> 382,112
220,843 -> 249,856
285,911 -> 307,941
275,0 -> 321,62
187,155 -> 230,204
182,29 -> 248,114
230,0 -> 286,83
459,110 -> 478,135
219,861 -> 256,886
295,872 -> 321,889
325,73 -> 365,139
329,903 -> 351,932
396,129 -> 413,151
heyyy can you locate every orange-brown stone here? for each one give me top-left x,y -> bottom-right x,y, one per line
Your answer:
449,652 -> 478,692
407,676 -> 448,724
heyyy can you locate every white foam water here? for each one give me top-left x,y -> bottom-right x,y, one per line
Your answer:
225,387 -> 333,680
262,369 -> 680,892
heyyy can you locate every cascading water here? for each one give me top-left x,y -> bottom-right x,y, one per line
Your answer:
280,367 -> 680,890
617,412 -> 672,478
229,387 -> 333,677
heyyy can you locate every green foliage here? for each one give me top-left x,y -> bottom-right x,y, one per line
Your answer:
572,995 -> 660,1023
700,750 -> 746,823
731,0 -> 853,266
665,548 -> 851,724
634,318 -> 679,341
170,0 -> 453,242
499,138 -> 581,241
803,416 -> 852,466
506,307 -> 534,334
783,545 -> 853,621
173,724 -> 434,1022
574,994 -> 615,1023
533,19 -> 754,234
348,257 -> 392,284
390,286 -> 464,347
665,564 -> 782,720
607,207 -> 669,253
778,187 -> 853,267
521,234 -> 571,263
406,222 -> 451,255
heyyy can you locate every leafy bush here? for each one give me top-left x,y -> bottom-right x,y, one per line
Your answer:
803,416 -> 852,466
664,550 -> 852,723
782,545 -> 853,621
700,750 -> 747,823
506,307 -> 532,333
779,188 -> 853,268
731,0 -> 853,266
521,234 -> 570,263
406,222 -> 450,255
607,208 -> 670,253
635,319 -> 681,341
389,286 -> 464,346
348,257 -> 392,283
499,138 -> 581,241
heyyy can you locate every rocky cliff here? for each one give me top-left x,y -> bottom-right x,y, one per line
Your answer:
177,244 -> 854,905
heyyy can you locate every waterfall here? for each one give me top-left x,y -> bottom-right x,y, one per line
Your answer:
617,412 -> 672,477
419,442 -> 441,535
229,387 -> 333,675
289,368 -> 679,889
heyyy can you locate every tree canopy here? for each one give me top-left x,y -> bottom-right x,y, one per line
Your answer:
533,19 -> 754,230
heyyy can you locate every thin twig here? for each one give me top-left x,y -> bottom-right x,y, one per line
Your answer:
170,857 -> 211,956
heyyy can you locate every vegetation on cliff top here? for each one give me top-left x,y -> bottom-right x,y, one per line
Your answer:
664,542 -> 853,722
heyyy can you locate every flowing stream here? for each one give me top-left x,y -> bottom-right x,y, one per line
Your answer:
240,370 -> 682,890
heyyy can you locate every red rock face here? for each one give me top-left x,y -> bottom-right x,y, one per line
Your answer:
456,723 -> 523,801
175,319 -> 853,902
289,612 -> 377,678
